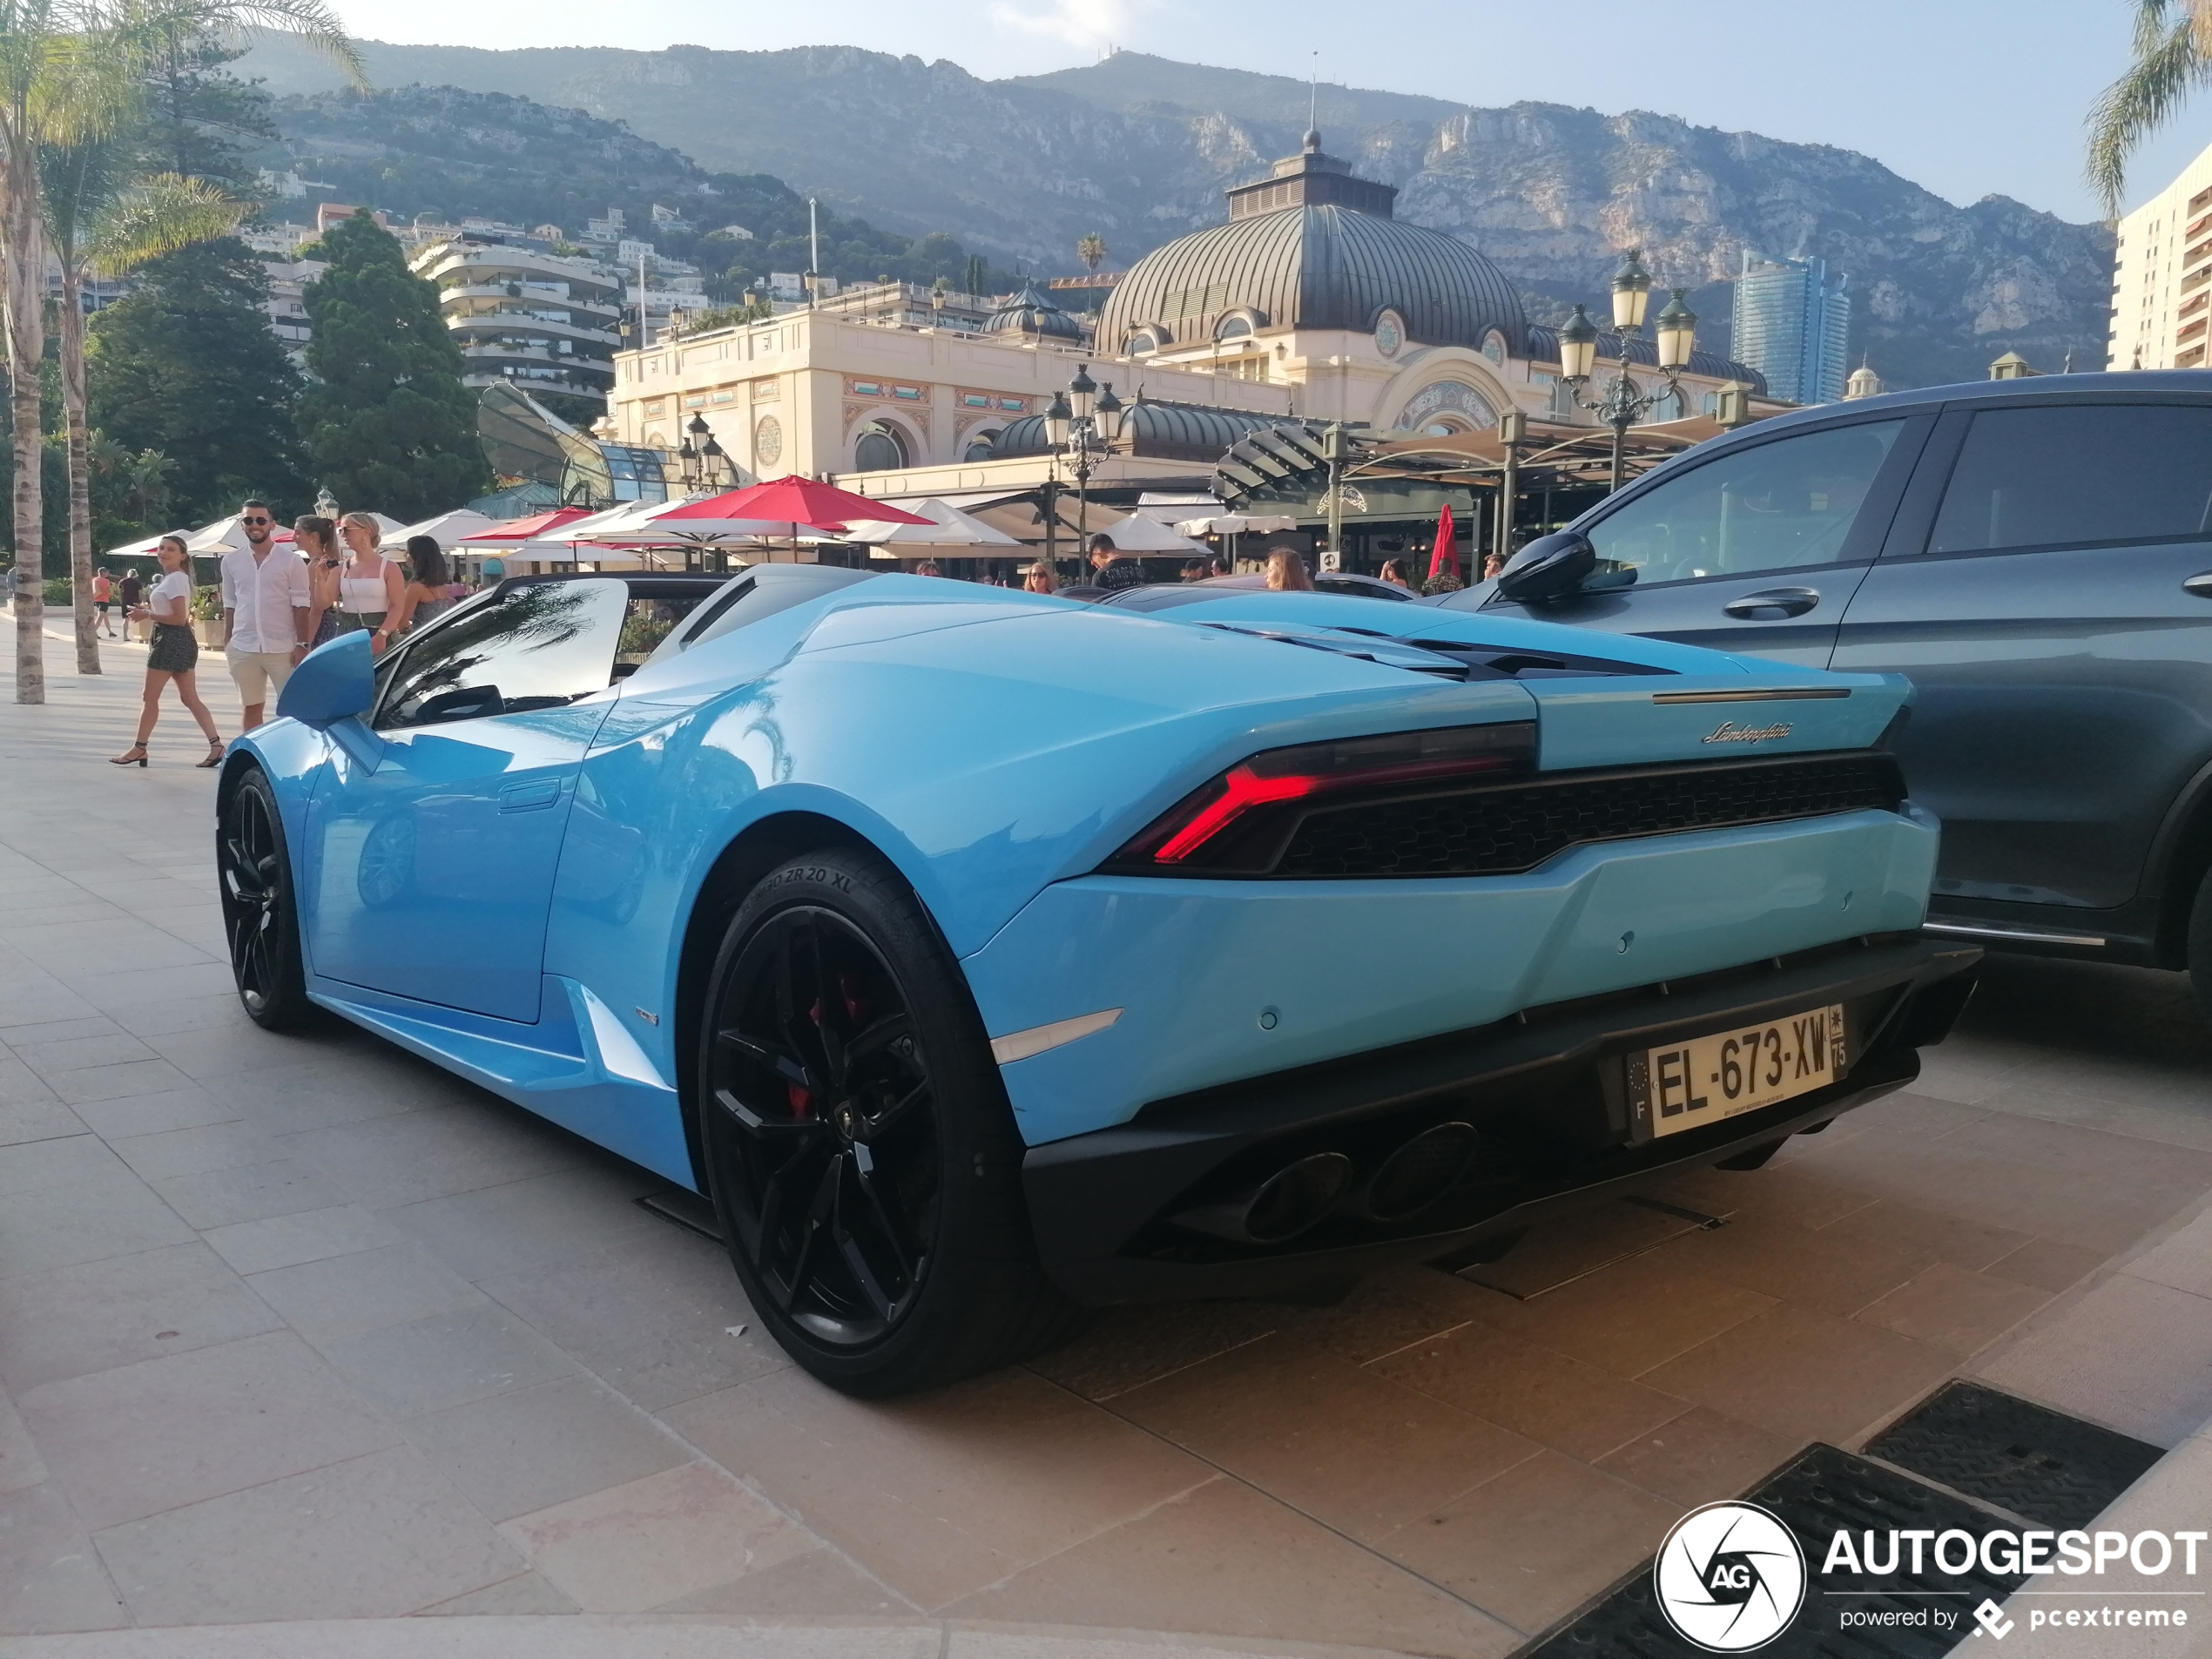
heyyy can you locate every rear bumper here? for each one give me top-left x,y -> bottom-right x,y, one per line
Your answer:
1022,934 -> 1979,1305
967,805 -> 1943,1148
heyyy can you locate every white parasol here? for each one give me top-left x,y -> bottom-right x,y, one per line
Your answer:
842,497 -> 1022,555
383,509 -> 501,551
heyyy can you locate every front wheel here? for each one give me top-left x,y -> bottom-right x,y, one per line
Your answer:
218,768 -> 316,1031
698,849 -> 1081,1394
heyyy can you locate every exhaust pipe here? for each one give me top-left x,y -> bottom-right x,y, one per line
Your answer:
1176,1151 -> 1353,1244
1363,1122 -> 1479,1222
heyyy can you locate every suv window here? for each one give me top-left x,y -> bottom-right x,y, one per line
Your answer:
1928,404 -> 2212,555
376,579 -> 630,730
1586,420 -> 1905,585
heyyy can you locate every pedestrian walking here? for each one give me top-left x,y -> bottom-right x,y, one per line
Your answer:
219,499 -> 312,733
1089,532 -> 1144,591
389,536 -> 455,635
110,535 -> 223,769
92,567 -> 114,634
323,511 -> 404,652
1264,547 -> 1314,591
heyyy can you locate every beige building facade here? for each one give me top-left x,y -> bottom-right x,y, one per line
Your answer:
2108,138 -> 2212,370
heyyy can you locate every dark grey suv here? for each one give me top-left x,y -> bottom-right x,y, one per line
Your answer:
1449,373 -> 2212,1003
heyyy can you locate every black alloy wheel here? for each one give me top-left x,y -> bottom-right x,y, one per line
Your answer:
699,850 -> 1082,1393
218,769 -> 315,1030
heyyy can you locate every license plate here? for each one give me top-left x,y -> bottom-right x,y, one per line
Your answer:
1629,1004 -> 1845,1140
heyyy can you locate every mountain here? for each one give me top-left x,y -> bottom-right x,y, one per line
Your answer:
254,86 -> 1013,304
238,37 -> 2114,389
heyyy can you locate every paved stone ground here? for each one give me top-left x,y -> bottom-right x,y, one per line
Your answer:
6,635 -> 2212,1657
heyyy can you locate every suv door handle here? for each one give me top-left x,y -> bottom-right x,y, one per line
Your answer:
1723,586 -> 1822,618
2183,572 -> 2212,598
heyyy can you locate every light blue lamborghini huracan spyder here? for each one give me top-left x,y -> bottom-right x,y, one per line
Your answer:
217,567 -> 1976,1393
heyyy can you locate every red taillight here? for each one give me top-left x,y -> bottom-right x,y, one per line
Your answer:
1114,722 -> 1534,875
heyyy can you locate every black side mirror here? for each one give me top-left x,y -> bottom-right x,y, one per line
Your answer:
1494,531 -> 1597,605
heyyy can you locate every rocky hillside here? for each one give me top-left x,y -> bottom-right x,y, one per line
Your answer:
255,86 -> 1011,304
239,37 -> 2114,389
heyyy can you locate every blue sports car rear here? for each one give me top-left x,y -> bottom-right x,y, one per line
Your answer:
217,569 -> 1974,1392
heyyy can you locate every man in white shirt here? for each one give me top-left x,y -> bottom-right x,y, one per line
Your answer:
219,500 -> 310,732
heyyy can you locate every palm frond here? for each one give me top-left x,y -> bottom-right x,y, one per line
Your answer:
2087,0 -> 2212,214
119,0 -> 366,89
85,170 -> 246,270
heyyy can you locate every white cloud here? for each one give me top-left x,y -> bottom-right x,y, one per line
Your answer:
987,0 -> 1146,52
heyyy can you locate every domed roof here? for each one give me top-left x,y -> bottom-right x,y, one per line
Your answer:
984,280 -> 1084,343
992,399 -> 1302,462
1096,136 -> 1527,357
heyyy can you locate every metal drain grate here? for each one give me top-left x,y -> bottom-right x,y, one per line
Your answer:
1865,1380 -> 2162,1530
1521,1442 -> 2024,1658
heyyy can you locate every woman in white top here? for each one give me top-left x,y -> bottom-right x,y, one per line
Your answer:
322,511 -> 405,653
111,535 -> 223,768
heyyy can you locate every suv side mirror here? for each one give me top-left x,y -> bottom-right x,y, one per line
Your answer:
276,631 -> 374,727
1494,531 -> 1597,605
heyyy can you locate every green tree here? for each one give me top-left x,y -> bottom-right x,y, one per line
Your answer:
2090,1 -> 2212,211
88,236 -> 308,523
1076,233 -> 1107,272
139,24 -> 276,193
45,139 -> 246,672
298,211 -> 488,521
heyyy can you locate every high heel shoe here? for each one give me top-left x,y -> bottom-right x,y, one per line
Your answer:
110,745 -> 147,767
195,739 -> 225,770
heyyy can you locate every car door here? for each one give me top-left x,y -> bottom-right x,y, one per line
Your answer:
1831,396 -> 2212,916
1480,414 -> 1931,666
301,578 -> 633,1023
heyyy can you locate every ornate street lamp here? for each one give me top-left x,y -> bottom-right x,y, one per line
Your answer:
1041,366 -> 1130,569
677,411 -> 732,493
1558,248 -> 1699,492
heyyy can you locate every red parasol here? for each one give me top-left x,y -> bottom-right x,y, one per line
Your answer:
656,476 -> 932,537
460,508 -> 596,547
1426,502 -> 1460,583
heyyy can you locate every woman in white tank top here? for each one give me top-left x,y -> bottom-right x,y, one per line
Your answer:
326,511 -> 405,652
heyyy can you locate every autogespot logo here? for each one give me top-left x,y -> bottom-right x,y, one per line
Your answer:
1654,1501 -> 1809,1652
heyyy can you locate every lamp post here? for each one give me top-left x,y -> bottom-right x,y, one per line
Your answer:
677,412 -> 733,495
1042,363 -> 1126,550
1557,248 -> 1698,493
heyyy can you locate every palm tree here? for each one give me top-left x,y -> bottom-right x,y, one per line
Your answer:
2088,1 -> 2212,212
1077,233 -> 1108,273
44,145 -> 246,673
0,0 -> 359,705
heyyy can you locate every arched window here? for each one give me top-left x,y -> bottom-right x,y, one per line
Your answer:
962,428 -> 1001,462
1126,327 -> 1165,355
853,421 -> 909,472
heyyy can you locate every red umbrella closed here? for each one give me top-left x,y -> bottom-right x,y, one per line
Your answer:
1426,502 -> 1460,584
656,476 -> 932,540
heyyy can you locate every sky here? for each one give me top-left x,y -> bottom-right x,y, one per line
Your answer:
334,0 -> 2209,224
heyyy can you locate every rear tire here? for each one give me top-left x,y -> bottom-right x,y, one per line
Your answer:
218,768 -> 316,1031
698,848 -> 1082,1395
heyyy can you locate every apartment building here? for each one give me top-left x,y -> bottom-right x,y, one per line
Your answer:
2109,139 -> 2212,369
408,233 -> 624,415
